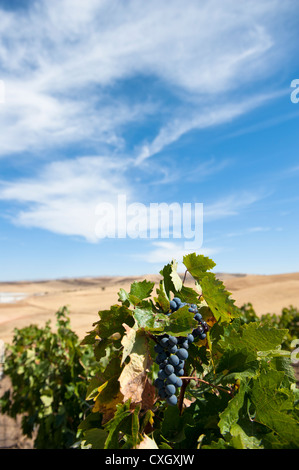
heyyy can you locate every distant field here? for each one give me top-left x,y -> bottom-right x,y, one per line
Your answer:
1,272 -> 299,344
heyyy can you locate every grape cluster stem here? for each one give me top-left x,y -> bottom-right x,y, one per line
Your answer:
179,376 -> 233,395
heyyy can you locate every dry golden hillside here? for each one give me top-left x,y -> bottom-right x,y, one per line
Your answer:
0,272 -> 299,344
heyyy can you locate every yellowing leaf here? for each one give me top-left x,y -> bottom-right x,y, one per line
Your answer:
119,330 -> 154,407
121,323 -> 137,365
93,389 -> 124,424
91,358 -> 124,424
93,381 -> 109,401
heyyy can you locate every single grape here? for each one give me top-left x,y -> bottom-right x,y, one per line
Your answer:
176,377 -> 183,388
199,332 -> 207,340
176,368 -> 184,376
177,359 -> 185,369
158,369 -> 167,380
194,312 -> 202,322
160,337 -> 169,348
168,344 -> 178,354
164,364 -> 175,375
173,297 -> 182,305
154,378 -> 164,389
188,307 -> 197,313
166,373 -> 178,385
165,384 -> 176,396
159,388 -> 167,399
181,340 -> 189,349
166,394 -> 178,406
201,321 -> 209,332
187,334 -> 194,343
177,348 -> 188,360
190,304 -> 197,309
192,327 -> 201,337
155,351 -> 167,364
159,360 -> 167,369
169,300 -> 178,311
169,354 -> 180,366
168,335 -> 178,346
154,343 -> 164,353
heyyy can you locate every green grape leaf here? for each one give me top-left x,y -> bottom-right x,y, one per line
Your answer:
93,305 -> 135,339
80,329 -> 98,345
133,302 -> 159,329
155,280 -> 170,313
183,253 -> 216,277
215,348 -> 260,384
118,288 -> 130,306
250,370 -> 299,448
159,259 -> 182,297
199,273 -> 238,323
78,411 -> 102,431
148,305 -> 198,337
130,280 -> 155,300
229,424 -> 262,449
86,376 -> 103,401
179,285 -> 201,304
201,438 -> 233,449
218,382 -> 248,437
219,322 -> 288,353
118,280 -> 155,307
83,428 -> 108,449
269,356 -> 296,385
94,338 -> 110,361
161,405 -> 194,443
131,406 -> 141,448
104,401 -> 133,449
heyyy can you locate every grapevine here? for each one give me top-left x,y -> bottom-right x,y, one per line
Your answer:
77,252 -> 299,450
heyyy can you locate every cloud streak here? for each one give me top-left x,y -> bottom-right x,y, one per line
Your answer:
0,155 -> 134,242
0,0 -> 296,159
0,0 -> 297,251
0,153 -> 265,243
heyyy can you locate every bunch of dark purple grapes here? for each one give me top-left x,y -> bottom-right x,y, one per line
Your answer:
170,297 -> 209,341
153,297 -> 209,406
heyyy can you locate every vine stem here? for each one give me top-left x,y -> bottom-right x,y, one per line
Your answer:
180,376 -> 233,395
146,331 -> 159,344
182,269 -> 188,285
178,377 -> 188,415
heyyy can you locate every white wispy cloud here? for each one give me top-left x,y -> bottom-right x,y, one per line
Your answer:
203,191 -> 267,221
0,152 -> 265,243
0,0 -> 297,246
0,0 -> 295,159
0,156 -> 134,242
134,241 -> 219,268
134,89 -> 287,164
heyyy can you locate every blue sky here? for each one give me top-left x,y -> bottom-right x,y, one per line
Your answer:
0,0 -> 299,281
